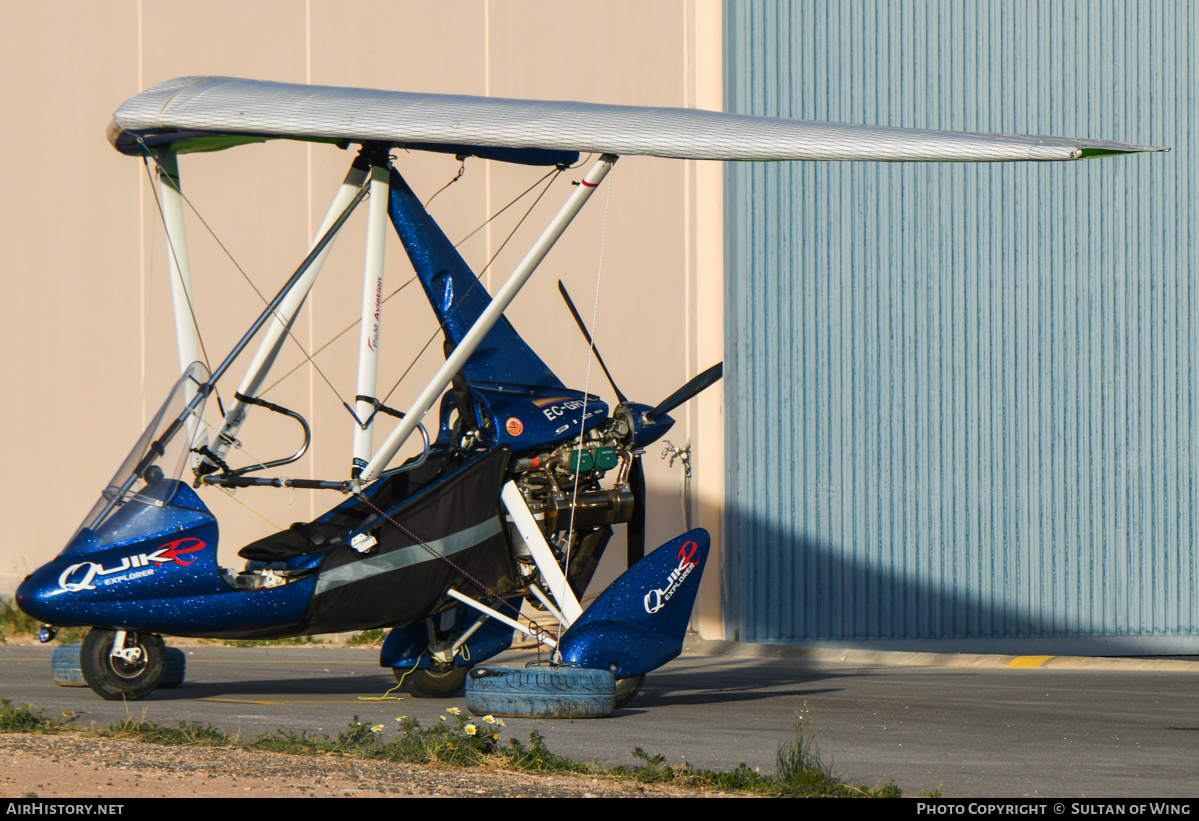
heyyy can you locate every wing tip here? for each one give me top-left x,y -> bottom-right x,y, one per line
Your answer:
1078,144 -> 1171,159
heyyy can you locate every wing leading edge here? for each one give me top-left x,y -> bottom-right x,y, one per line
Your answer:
110,76 -> 1167,163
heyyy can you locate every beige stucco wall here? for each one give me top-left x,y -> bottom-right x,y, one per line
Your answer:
0,0 -> 725,637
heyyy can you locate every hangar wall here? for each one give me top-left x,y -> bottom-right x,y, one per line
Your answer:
724,0 -> 1198,651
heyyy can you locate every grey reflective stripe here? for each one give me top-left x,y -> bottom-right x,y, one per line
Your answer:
314,517 -> 503,596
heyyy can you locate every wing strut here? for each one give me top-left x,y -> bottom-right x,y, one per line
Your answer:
207,149 -> 373,466
356,153 -> 620,486
154,150 -> 206,460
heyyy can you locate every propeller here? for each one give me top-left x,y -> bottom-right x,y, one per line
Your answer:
627,454 -> 646,566
556,281 -> 627,404
557,280 -> 643,566
557,280 -> 722,569
644,362 -> 723,423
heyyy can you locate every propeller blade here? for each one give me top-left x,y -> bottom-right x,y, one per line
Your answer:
557,280 -> 627,404
645,362 -> 724,423
627,453 -> 646,567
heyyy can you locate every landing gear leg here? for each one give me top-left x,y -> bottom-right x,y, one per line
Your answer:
393,615 -> 472,698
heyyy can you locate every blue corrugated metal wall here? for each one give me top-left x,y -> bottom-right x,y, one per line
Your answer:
724,0 -> 1198,649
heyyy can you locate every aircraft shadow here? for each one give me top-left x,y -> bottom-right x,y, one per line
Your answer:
144,672 -> 400,700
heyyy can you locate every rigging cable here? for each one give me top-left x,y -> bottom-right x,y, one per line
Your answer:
423,156 -> 466,207
137,146 -> 559,420
140,167 -> 158,427
137,144 -> 350,411
259,165 -> 560,398
558,163 -> 615,647
374,166 -> 564,413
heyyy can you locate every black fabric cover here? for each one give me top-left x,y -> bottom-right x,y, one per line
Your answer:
237,521 -> 343,563
301,448 -> 514,635
238,446 -> 468,563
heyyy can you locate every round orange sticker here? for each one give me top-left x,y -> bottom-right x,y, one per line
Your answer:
506,417 -> 524,436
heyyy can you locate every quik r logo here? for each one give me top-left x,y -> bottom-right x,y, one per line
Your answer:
643,541 -> 700,615
58,537 -> 206,592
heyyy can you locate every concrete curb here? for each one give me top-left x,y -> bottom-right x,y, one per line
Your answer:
681,635 -> 1199,672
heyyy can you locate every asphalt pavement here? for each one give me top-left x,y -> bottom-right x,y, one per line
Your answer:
1,636 -> 1197,798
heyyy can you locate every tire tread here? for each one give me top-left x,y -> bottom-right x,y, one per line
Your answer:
465,665 -> 615,718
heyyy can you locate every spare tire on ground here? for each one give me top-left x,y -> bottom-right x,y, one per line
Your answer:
465,664 -> 614,719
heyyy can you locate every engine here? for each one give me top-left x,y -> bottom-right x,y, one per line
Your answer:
505,410 -> 638,598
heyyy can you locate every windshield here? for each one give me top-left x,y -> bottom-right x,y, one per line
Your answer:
65,362 -> 211,553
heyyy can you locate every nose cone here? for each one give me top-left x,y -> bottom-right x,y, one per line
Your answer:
14,575 -> 46,622
15,566 -> 77,626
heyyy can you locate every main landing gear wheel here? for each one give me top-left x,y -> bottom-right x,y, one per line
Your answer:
79,628 -> 166,701
395,665 -> 470,698
613,675 -> 644,709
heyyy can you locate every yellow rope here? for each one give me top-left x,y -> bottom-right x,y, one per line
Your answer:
357,650 -> 429,702
357,679 -> 407,702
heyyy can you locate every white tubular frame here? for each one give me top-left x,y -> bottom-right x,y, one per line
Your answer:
208,161 -> 371,461
435,480 -> 583,653
356,154 -> 619,485
156,151 -> 202,376
527,584 -> 570,629
436,479 -> 593,653
501,481 -> 582,624
351,163 -> 391,473
445,588 -> 557,648
155,150 -> 207,455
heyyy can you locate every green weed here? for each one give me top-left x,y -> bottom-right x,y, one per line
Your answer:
602,706 -> 900,797
220,635 -> 324,647
0,699 -> 58,734
249,728 -> 341,755
247,711 -> 505,767
0,696 -> 905,797
0,599 -> 40,640
503,730 -> 588,774
0,597 -> 87,645
345,629 -> 387,647
768,708 -> 901,797
103,719 -> 230,747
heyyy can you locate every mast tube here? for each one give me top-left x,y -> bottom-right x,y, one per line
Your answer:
351,160 -> 392,476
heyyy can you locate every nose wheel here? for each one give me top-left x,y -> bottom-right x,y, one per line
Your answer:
80,628 -> 167,701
